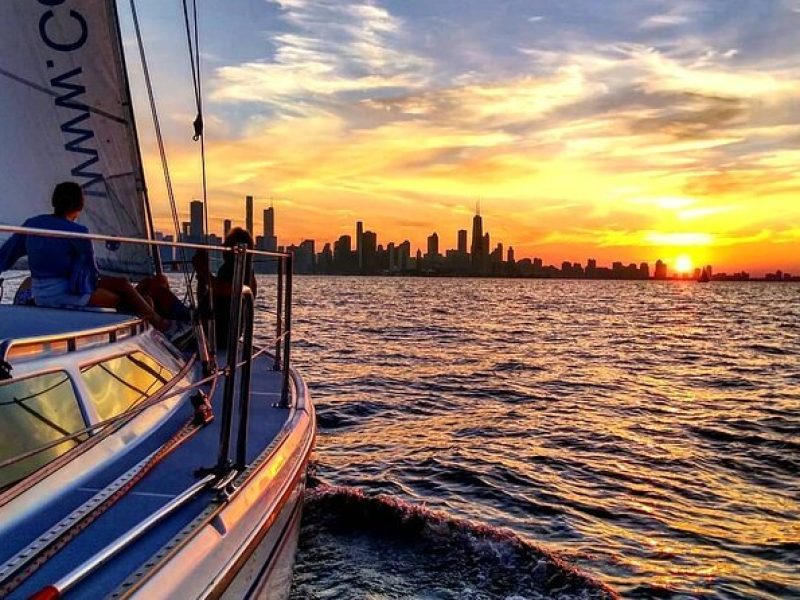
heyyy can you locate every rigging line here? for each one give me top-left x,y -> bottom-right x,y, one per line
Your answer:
182,0 -> 209,243
181,0 -> 200,110
184,0 -> 217,353
129,0 -> 196,309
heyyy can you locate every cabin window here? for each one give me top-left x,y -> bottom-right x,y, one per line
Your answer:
80,352 -> 175,422
0,371 -> 85,488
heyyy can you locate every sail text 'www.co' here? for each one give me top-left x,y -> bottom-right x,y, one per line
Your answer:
38,0 -> 106,198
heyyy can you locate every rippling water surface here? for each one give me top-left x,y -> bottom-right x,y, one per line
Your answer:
255,277 -> 799,599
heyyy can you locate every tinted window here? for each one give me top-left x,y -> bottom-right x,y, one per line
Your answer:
80,352 -> 175,422
0,372 -> 85,488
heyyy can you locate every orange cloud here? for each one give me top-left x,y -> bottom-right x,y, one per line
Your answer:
137,9 -> 800,275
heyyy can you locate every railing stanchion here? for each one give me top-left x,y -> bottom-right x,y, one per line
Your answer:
274,257 -> 284,371
235,290 -> 254,468
279,254 -> 293,407
216,244 -> 247,470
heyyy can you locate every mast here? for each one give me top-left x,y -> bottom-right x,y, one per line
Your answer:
108,0 -> 162,275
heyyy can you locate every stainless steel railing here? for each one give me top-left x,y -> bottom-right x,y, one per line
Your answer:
0,223 -> 296,475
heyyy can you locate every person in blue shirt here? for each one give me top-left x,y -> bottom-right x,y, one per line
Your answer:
0,181 -> 170,331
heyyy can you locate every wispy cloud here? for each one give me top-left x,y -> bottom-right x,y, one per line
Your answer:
210,0 -> 429,115
638,0 -> 697,29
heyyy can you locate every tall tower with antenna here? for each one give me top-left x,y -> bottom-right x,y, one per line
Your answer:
470,199 -> 484,272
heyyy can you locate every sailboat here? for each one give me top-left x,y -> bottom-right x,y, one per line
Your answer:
0,2 -> 314,599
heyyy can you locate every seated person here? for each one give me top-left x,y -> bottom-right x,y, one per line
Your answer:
192,227 -> 258,349
135,273 -> 192,322
0,181 -> 173,331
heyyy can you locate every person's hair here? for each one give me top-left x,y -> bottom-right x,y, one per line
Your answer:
222,227 -> 255,265
223,227 -> 254,249
52,182 -> 84,217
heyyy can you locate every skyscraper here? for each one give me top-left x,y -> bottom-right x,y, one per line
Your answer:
263,206 -> 277,251
457,229 -> 467,254
189,200 -> 204,240
295,240 -> 316,274
245,195 -> 254,234
333,235 -> 353,271
470,212 -> 483,270
491,243 -> 503,264
507,246 -> 515,263
356,221 -> 364,269
387,242 -> 396,272
397,240 -> 411,271
317,243 -> 333,273
427,232 -> 439,258
362,230 -> 377,272
223,219 -> 232,238
263,207 -> 274,238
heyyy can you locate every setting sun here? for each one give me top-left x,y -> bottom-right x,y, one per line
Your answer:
675,255 -> 694,274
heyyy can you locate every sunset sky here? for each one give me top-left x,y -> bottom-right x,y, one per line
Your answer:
123,0 -> 800,274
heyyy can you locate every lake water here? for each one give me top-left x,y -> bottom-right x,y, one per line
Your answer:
6,271 -> 793,597
260,277 -> 799,599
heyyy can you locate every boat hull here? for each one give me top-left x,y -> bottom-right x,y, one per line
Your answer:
116,365 -> 315,600
221,473 -> 306,600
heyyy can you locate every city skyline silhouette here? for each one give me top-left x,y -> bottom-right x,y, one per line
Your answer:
156,198 -> 795,281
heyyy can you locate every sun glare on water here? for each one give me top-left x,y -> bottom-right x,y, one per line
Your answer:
675,255 -> 694,274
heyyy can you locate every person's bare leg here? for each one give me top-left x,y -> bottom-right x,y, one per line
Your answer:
88,288 -> 120,309
137,275 -> 182,317
97,276 -> 169,331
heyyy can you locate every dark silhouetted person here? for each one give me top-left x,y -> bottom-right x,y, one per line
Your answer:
193,227 -> 258,349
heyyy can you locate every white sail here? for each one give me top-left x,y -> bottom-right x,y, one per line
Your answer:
0,0 -> 154,276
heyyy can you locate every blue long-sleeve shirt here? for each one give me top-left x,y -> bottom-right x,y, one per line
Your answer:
0,214 -> 99,294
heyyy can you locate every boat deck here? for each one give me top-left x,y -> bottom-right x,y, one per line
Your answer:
2,354 -> 291,599
0,305 -> 137,342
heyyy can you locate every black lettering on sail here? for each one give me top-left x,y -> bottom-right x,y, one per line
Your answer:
50,66 -> 106,196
